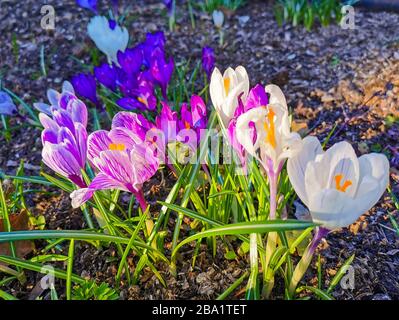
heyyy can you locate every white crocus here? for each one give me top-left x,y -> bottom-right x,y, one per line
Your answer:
87,16 -> 129,65
235,84 -> 302,175
287,136 -> 390,230
210,66 -> 249,127
212,10 -> 224,28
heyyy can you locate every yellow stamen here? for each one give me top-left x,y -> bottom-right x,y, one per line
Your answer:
109,143 -> 125,151
334,174 -> 352,192
138,96 -> 148,106
263,108 -> 276,149
223,77 -> 230,96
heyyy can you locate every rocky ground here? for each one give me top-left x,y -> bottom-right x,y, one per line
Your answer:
0,0 -> 398,299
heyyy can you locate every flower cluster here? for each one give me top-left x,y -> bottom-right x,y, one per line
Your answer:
72,29 -> 174,112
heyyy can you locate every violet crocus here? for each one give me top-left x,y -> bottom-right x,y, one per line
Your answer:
140,32 -> 166,68
202,46 -> 215,80
117,47 -> 143,76
112,111 -> 154,141
94,63 -> 119,91
34,81 -> 76,115
40,107 -> 88,188
71,73 -> 100,106
0,91 -> 17,116
117,81 -> 157,111
76,0 -> 97,13
70,126 -> 159,211
150,48 -> 174,99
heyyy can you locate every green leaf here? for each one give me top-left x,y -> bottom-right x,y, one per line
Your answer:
327,254 -> 355,293
297,286 -> 334,300
0,230 -> 156,253
172,220 -> 316,258
224,250 -> 237,260
0,255 -> 84,284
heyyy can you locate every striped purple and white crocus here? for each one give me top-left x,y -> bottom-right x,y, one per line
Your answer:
40,98 -> 88,188
70,111 -> 159,211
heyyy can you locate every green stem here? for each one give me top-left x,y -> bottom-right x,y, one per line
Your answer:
246,233 -> 259,300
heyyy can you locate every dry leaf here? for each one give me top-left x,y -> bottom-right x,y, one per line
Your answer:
0,209 -> 35,258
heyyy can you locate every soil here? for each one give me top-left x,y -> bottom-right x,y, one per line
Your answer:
0,0 -> 398,300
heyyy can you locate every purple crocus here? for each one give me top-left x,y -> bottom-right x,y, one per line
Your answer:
155,101 -> 178,144
202,46 -> 215,79
163,0 -> 173,13
70,127 -> 159,211
0,91 -> 17,116
94,63 -> 119,92
112,111 -> 154,141
150,48 -> 174,99
117,81 -> 156,111
71,73 -> 100,106
34,81 -> 76,115
40,107 -> 88,188
140,32 -> 166,67
76,0 -> 97,13
117,47 -> 143,76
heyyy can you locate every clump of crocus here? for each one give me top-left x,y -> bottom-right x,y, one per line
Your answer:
154,96 -> 207,162
84,31 -> 173,112
202,46 -> 215,80
87,15 -> 129,65
70,111 -> 159,211
287,137 -> 389,294
0,91 -> 17,116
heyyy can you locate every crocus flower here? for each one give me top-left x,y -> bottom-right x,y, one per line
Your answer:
210,66 -> 249,127
76,0 -> 97,13
71,73 -> 100,106
117,47 -> 143,76
34,81 -> 75,115
212,10 -> 224,28
140,32 -> 166,67
163,0 -> 173,14
94,63 -> 119,91
235,84 -> 302,177
155,101 -> 178,144
150,48 -> 174,99
87,16 -> 129,65
227,84 -> 267,169
117,81 -> 156,111
0,91 -> 17,116
287,137 -> 389,295
70,127 -> 159,211
287,137 -> 390,230
40,108 -> 88,188
112,111 -> 154,142
202,46 -> 215,79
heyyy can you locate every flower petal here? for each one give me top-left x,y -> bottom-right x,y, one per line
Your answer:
287,136 -> 323,207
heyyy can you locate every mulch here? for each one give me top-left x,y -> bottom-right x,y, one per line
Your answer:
0,0 -> 398,299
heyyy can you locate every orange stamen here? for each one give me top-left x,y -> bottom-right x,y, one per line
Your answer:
263,108 -> 276,149
223,77 -> 230,96
138,96 -> 148,106
334,174 -> 352,192
184,121 -> 191,129
109,143 -> 125,151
